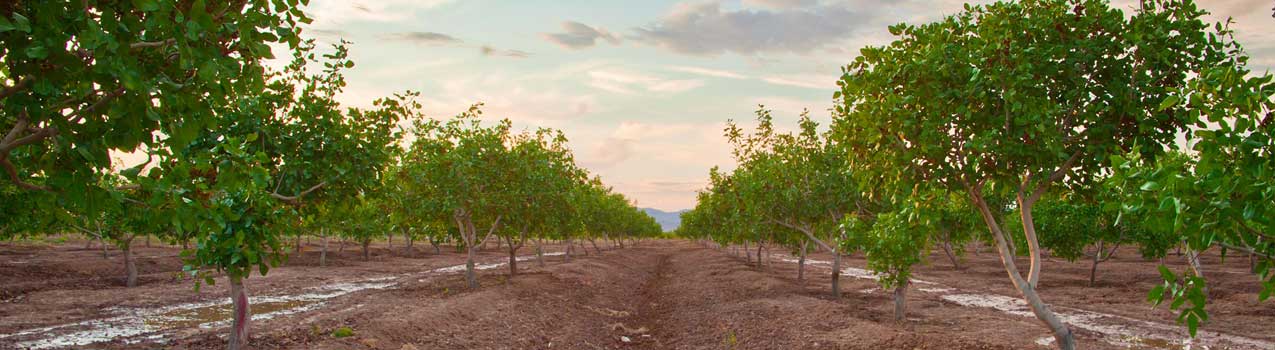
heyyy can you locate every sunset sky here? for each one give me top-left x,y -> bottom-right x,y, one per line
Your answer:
292,0 -> 1274,211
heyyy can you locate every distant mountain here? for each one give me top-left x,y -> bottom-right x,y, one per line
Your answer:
642,208 -> 688,232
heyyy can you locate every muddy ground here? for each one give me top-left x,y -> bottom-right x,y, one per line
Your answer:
0,238 -> 1272,349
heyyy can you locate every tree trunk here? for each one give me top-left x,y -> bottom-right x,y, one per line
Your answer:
535,238 -> 546,268
798,240 -> 809,283
123,236 -> 138,288
145,235 -> 151,248
971,189 -> 1075,350
228,277 -> 250,350
387,234 -> 393,249
744,240 -> 752,264
941,231 -> 961,269
756,241 -> 764,268
831,252 -> 842,298
1089,239 -> 1104,287
320,232 -> 329,267
404,229 -> 413,256
294,234 -> 302,253
589,239 -> 602,254
99,235 -> 109,259
431,239 -> 441,254
564,238 -> 572,262
362,239 -> 370,261
339,238 -> 346,253
893,281 -> 908,322
182,238 -> 189,250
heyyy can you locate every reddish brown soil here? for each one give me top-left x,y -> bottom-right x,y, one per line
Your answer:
0,239 -> 1271,349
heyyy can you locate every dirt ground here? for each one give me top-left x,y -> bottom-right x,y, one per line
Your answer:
0,238 -> 1272,349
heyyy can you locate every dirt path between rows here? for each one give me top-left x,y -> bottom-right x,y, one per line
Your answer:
2,239 -> 1273,349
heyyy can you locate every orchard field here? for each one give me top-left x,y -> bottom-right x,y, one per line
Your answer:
3,0 -> 1275,349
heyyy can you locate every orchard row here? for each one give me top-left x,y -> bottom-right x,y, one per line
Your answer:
677,1 -> 1274,349
0,2 -> 660,349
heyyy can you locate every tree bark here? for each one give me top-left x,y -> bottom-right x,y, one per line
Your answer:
832,251 -> 842,299
970,187 -> 1075,350
228,276 -> 250,350
749,241 -> 759,268
744,240 -> 752,264
294,234 -> 302,253
361,239 -> 370,261
1089,239 -> 1104,287
798,239 -> 809,283
320,231 -> 329,267
893,281 -> 909,322
589,239 -> 602,254
123,235 -> 138,288
535,238 -> 546,268
564,237 -> 572,262
403,228 -> 413,256
940,229 -> 961,269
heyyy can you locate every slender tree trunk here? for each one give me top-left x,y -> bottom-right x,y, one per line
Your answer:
971,189 -> 1075,350
294,234 -> 302,253
99,235 -> 108,259
893,281 -> 908,322
1089,239 -> 1104,287
339,238 -> 346,253
387,234 -> 393,249
832,251 -> 842,298
123,236 -> 138,288
744,240 -> 752,264
564,237 -> 573,262
145,235 -> 151,248
798,239 -> 809,283
465,233 -> 478,289
535,238 -> 546,268
590,239 -> 602,254
756,241 -> 764,268
182,238 -> 189,250
228,276 -> 250,350
362,239 -> 370,261
941,231 -> 960,269
320,231 -> 329,267
403,228 -> 413,256
431,238 -> 441,254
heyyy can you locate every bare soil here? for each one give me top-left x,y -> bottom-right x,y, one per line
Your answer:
0,239 -> 1271,349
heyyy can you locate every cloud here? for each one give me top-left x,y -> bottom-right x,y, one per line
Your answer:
741,0 -> 818,9
480,45 -> 532,58
588,69 -> 704,94
666,65 -> 749,79
385,31 -> 462,45
591,138 -> 638,167
304,0 -> 453,28
419,73 -> 597,124
630,1 -> 863,56
759,74 -> 835,90
542,21 -> 622,49
305,28 -> 349,38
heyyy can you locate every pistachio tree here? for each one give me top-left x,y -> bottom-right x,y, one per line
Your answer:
834,1 -> 1229,347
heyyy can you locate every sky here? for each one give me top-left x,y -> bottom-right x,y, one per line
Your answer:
287,0 -> 1275,211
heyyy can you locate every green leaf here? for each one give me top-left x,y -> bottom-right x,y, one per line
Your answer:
0,15 -> 15,32
25,45 -> 48,59
1158,95 -> 1181,111
132,0 -> 161,11
12,13 -> 31,32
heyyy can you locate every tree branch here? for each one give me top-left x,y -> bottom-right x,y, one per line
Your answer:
0,154 -> 49,191
0,76 -> 32,101
129,39 -> 177,50
269,181 -> 328,202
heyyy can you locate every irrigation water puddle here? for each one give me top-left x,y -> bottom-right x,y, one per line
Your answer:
775,254 -> 1272,350
0,253 -> 560,349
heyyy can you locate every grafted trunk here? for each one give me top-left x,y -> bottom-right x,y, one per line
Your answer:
893,281 -> 908,322
798,240 -> 809,283
227,277 -> 250,350
123,236 -> 138,288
